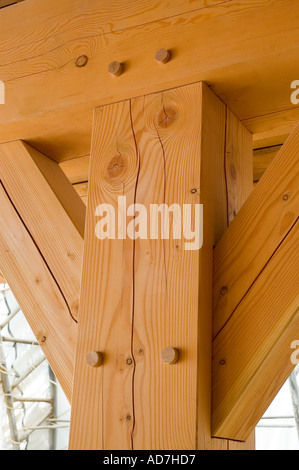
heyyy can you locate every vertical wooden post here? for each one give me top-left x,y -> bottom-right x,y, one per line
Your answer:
69,82 -> 254,450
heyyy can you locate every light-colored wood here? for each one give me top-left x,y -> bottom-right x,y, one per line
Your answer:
224,109 -> 253,227
210,438 -> 229,450
26,143 -> 86,237
228,433 -> 255,450
161,348 -> 179,365
59,143 -> 278,191
0,141 -> 85,322
0,141 -> 85,401
249,107 -> 299,150
212,124 -> 299,441
73,182 -> 88,205
70,99 -> 139,450
86,351 -> 103,368
213,124 -> 299,338
0,185 -> 76,401
59,156 -> 90,184
108,61 -> 123,78
199,87 -> 254,450
0,0 -> 298,160
213,221 -> 299,441
69,82 -> 254,450
155,49 -> 171,65
0,0 -> 23,8
0,269 -> 6,284
253,145 -> 281,183
70,83 -> 204,450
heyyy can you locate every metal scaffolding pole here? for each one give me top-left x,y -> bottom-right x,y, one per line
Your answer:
0,289 -> 58,450
48,366 -> 57,450
289,369 -> 299,442
0,331 -> 20,450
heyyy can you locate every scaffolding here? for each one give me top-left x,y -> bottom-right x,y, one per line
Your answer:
0,285 -> 70,450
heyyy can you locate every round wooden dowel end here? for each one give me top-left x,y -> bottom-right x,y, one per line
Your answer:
161,347 -> 179,365
155,49 -> 171,64
86,350 -> 103,367
108,61 -> 123,77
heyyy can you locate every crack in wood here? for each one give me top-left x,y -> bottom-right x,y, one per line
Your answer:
223,107 -> 230,228
128,99 -> 140,450
213,216 -> 299,341
0,179 -> 78,324
154,119 -> 168,297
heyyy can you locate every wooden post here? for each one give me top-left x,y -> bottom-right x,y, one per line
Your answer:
69,82 -> 254,449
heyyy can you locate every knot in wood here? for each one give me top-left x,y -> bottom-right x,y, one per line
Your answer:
76,55 -> 88,67
157,105 -> 177,128
105,154 -> 128,182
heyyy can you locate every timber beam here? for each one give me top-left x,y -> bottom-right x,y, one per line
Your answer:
0,141 -> 85,401
0,0 -> 299,161
212,123 -> 299,441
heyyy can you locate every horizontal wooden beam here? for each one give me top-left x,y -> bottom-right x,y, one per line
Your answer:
253,145 -> 281,185
0,141 -> 85,401
0,0 -> 23,8
212,123 -> 299,440
0,0 -> 298,161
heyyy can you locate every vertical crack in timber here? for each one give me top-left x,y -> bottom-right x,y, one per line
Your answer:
154,120 -> 168,296
223,107 -> 230,228
0,180 -> 78,324
129,99 -> 140,450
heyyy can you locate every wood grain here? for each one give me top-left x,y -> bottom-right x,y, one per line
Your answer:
69,82 -> 254,449
0,184 -> 76,401
70,84 -> 204,450
0,269 -> 6,284
213,124 -> 299,338
0,141 -> 85,322
212,123 -> 299,440
59,156 -> 90,184
253,145 -> 281,183
0,0 -> 298,160
199,86 -> 254,449
69,99 -> 138,450
0,142 -> 85,401
212,220 -> 299,440
0,0 -> 23,8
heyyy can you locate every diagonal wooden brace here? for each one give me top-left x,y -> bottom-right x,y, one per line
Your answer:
0,141 -> 85,401
212,122 -> 299,441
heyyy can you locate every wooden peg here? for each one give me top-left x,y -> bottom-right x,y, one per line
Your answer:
108,61 -> 123,77
86,350 -> 103,367
155,49 -> 171,64
161,347 -> 179,365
